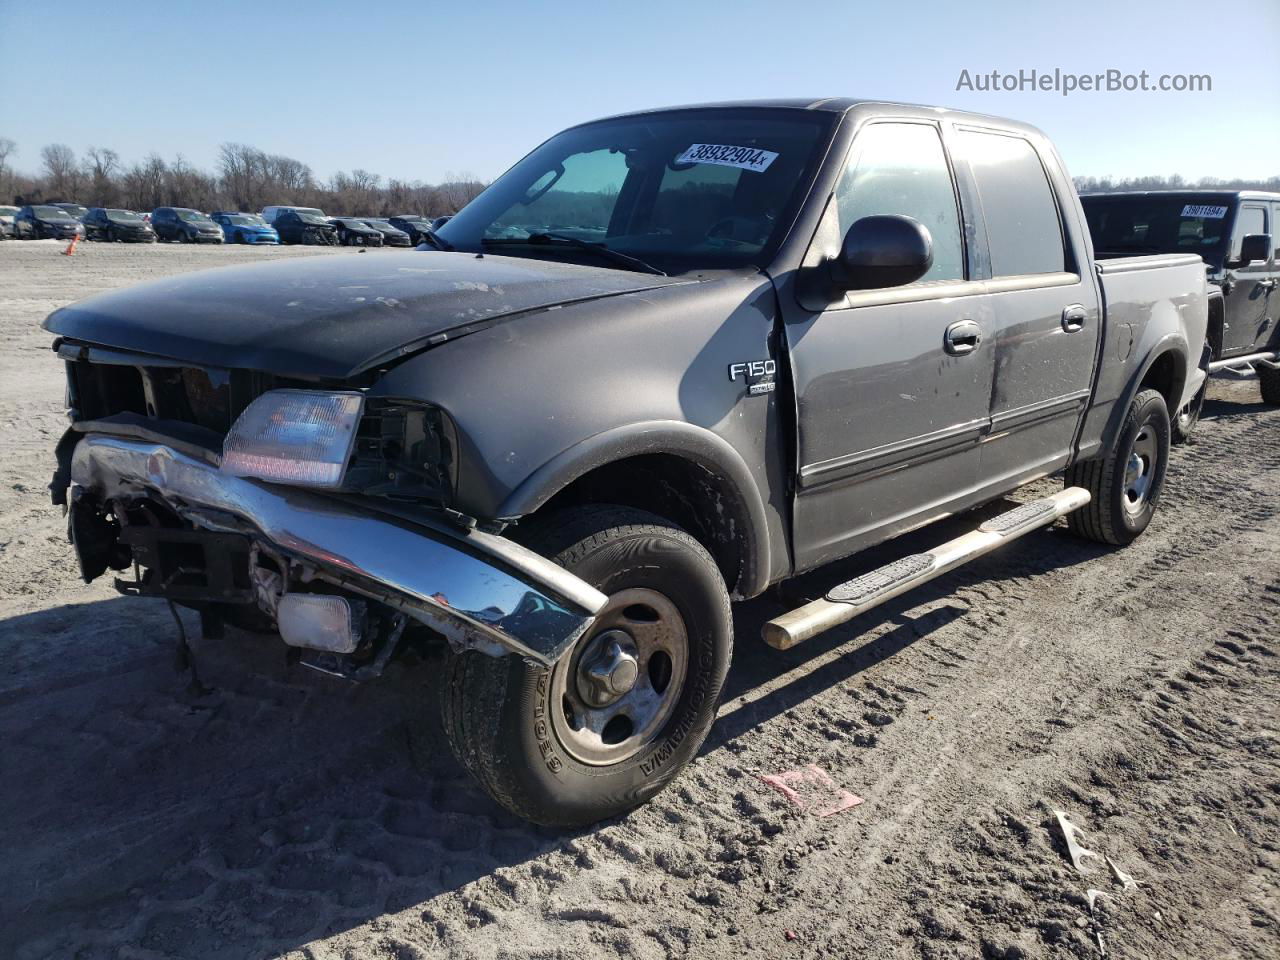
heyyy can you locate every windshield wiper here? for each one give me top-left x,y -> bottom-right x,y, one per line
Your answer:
482,232 -> 666,276
419,228 -> 454,251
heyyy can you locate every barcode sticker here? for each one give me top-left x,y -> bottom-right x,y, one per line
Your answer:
1181,204 -> 1229,219
676,144 -> 779,173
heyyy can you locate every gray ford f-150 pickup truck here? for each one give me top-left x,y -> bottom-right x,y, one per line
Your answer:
45,99 -> 1211,826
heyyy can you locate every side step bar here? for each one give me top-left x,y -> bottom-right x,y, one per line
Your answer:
1207,349 -> 1280,375
763,487 -> 1091,650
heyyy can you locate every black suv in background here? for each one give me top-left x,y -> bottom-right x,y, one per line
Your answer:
361,218 -> 412,246
330,217 -> 384,246
273,209 -> 338,245
387,215 -> 435,244
1082,191 -> 1280,405
12,205 -> 86,240
83,208 -> 157,243
151,207 -> 225,243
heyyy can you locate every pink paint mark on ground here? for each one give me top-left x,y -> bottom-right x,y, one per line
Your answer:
759,764 -> 864,817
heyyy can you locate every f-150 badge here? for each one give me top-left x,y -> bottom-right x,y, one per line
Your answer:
729,359 -> 777,395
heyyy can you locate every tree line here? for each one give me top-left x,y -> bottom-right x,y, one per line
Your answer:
1073,174 -> 1280,194
0,138 -> 486,216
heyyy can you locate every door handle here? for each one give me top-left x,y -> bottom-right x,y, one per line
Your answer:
1258,279 -> 1277,292
1062,304 -> 1088,333
944,320 -> 982,355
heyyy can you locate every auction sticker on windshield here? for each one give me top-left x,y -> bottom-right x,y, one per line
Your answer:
1182,204 -> 1229,219
677,144 -> 779,173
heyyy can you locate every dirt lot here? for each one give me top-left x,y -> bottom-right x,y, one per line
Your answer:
1,240 -> 1276,960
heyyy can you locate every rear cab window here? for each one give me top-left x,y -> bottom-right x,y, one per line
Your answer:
954,129 -> 1066,278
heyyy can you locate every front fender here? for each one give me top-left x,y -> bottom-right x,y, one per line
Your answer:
497,420 -> 772,597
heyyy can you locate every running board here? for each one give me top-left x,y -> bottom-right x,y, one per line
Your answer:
1207,349 -> 1280,374
763,487 -> 1091,650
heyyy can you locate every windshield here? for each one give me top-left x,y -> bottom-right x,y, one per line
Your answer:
437,109 -> 832,274
32,206 -> 74,220
1083,196 -> 1233,262
56,204 -> 87,217
292,207 -> 326,218
223,215 -> 262,226
105,209 -> 144,223
176,209 -> 213,223
0,206 -> 19,216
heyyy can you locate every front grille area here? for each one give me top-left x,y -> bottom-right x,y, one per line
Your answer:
64,353 -> 455,506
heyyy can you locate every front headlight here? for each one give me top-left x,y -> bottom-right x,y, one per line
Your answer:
222,390 -> 364,488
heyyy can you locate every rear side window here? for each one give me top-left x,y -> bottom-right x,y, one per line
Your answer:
957,130 -> 1065,277
835,122 -> 965,283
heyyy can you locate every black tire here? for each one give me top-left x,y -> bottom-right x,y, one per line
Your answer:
1065,388 -> 1170,546
442,505 -> 732,828
1259,362 -> 1280,405
1171,375 -> 1207,443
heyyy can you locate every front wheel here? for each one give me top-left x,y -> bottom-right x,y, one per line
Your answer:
442,505 -> 732,828
1065,387 -> 1170,546
1259,362 -> 1280,405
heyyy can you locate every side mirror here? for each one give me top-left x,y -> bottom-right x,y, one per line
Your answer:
1231,233 -> 1272,268
831,215 -> 934,290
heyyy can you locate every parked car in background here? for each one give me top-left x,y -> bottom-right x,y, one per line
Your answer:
12,205 -> 86,240
49,202 -> 89,221
1082,190 -> 1280,411
330,217 -> 384,247
361,219 -> 413,247
387,215 -> 435,245
211,212 -> 279,245
0,205 -> 17,239
151,207 -> 224,244
271,208 -> 338,245
82,208 -> 157,243
44,99 -> 1212,828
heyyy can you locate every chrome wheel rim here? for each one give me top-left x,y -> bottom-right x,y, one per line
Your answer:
1123,424 -> 1158,516
550,587 -> 688,766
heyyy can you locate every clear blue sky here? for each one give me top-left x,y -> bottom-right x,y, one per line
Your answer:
1,0 -> 1276,185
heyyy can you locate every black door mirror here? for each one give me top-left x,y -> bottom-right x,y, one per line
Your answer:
1231,233 -> 1272,268
831,215 -> 934,290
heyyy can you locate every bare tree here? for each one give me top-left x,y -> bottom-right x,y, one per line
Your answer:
0,138 -> 16,201
41,143 -> 80,199
84,146 -> 120,206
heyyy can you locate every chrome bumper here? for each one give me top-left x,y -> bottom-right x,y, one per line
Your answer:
69,434 -> 607,665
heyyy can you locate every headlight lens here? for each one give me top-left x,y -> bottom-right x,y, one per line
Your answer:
222,390 -> 364,488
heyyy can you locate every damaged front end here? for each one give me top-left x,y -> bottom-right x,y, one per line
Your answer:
52,387 -> 606,676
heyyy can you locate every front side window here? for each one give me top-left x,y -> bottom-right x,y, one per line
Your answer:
1232,206 -> 1268,260
957,130 -> 1065,277
834,122 -> 965,283
437,109 -> 834,274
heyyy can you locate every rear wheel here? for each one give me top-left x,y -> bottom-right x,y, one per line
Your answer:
1065,388 -> 1170,546
441,505 -> 732,827
1259,362 -> 1280,405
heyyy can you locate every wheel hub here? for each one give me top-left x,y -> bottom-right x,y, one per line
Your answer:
576,631 -> 640,707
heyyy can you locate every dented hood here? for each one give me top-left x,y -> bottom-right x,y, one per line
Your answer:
44,251 -> 686,379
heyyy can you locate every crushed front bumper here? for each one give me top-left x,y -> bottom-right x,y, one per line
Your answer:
66,432 -> 606,666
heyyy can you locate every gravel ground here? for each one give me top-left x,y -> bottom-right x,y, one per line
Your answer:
1,240 -> 1277,960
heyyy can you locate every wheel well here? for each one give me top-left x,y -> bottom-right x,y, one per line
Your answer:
530,454 -> 749,594
1207,294 -> 1224,358
1138,350 -> 1184,413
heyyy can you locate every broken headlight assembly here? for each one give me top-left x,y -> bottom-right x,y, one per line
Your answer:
221,389 -> 456,505
222,389 -> 364,488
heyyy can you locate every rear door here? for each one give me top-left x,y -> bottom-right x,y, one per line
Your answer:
950,127 -> 1101,490
786,119 -> 994,570
1222,203 -> 1273,354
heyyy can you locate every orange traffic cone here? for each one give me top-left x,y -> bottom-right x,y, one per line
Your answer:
62,234 -> 79,256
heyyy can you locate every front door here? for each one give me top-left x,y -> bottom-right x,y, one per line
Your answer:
1222,203 -> 1273,356
951,128 -> 1101,489
786,120 -> 994,571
